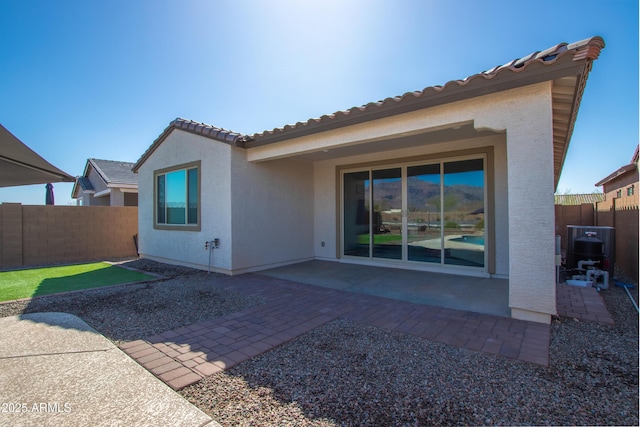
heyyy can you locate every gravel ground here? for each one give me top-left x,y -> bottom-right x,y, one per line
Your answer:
0,259 -> 262,344
1,259 -> 637,425
181,279 -> 639,427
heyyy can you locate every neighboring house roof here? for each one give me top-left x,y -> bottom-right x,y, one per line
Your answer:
133,36 -> 605,183
72,158 -> 137,198
76,176 -> 95,193
554,193 -> 605,205
594,144 -> 639,187
89,159 -> 137,186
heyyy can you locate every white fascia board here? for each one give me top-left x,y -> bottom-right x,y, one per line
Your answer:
107,183 -> 139,193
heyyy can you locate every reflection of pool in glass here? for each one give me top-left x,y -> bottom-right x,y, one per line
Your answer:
450,235 -> 485,246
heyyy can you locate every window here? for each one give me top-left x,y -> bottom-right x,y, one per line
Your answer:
627,185 -> 634,197
616,189 -> 622,198
154,161 -> 200,230
342,155 -> 486,269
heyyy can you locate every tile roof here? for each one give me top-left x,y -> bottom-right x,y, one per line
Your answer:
169,118 -> 249,146
554,193 -> 605,205
132,118 -> 250,172
247,36 -> 604,146
132,36 -> 604,178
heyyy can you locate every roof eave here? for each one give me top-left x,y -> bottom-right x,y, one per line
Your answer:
88,158 -> 111,185
247,38 -> 604,148
71,180 -> 79,199
552,63 -> 595,190
106,182 -> 138,189
595,163 -> 638,187
132,119 -> 250,173
247,61 -> 592,148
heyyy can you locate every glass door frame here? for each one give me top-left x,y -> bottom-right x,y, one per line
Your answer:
340,154 -> 488,272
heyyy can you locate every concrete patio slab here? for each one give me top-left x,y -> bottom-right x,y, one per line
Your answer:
0,313 -> 216,427
259,260 -> 510,317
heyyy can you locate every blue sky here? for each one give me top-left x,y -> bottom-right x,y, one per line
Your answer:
1,0 -> 637,205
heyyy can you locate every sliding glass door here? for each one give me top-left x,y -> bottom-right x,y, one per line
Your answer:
372,168 -> 402,260
443,159 -> 485,267
343,171 -> 370,257
407,163 -> 441,263
342,156 -> 486,270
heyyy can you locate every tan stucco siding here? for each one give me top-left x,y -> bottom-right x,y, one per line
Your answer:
256,82 -> 556,322
137,130 -> 233,272
230,149 -> 314,272
476,82 -> 557,321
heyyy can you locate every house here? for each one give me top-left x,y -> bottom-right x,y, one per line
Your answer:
72,158 -> 138,206
132,36 -> 605,324
595,144 -> 639,209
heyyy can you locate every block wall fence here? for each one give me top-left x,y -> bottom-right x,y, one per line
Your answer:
555,201 -> 639,281
0,203 -> 138,268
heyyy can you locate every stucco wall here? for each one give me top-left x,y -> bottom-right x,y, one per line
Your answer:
87,194 -> 110,207
312,134 -> 509,277
252,82 -> 555,322
230,150 -> 314,272
88,168 -> 108,193
136,82 -> 557,322
110,188 -> 125,206
137,131 -> 314,274
476,83 -> 556,322
137,130 -> 233,272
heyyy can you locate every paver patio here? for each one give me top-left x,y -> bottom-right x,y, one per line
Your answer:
120,274 -> 612,390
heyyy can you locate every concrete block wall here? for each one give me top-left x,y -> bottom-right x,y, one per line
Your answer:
0,203 -> 138,268
0,203 -> 23,266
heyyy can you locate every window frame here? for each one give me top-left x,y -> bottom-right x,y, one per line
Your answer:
340,153 -> 488,271
627,185 -> 634,197
153,160 -> 201,231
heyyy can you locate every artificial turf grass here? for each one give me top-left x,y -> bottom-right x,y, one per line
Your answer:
0,262 -> 156,301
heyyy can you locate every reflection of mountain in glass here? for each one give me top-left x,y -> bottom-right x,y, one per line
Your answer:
375,180 -> 483,212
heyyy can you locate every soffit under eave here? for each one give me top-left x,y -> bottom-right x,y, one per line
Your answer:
551,61 -> 593,189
